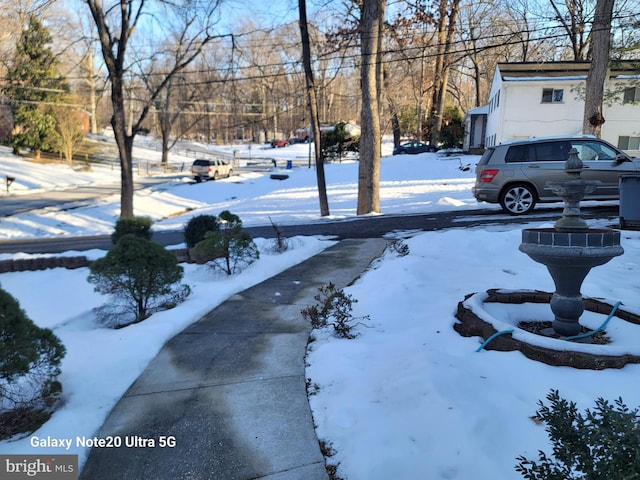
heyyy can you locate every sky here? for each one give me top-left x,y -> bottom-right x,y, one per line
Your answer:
1,138 -> 640,479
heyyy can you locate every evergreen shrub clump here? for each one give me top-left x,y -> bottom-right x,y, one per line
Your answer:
111,216 -> 153,244
516,389 -> 640,479
88,234 -> 190,326
189,211 -> 259,275
184,214 -> 219,249
0,287 -> 65,439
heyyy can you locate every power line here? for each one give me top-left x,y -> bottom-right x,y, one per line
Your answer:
1,9 -> 637,110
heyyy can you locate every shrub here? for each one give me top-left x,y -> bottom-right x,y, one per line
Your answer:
0,287 -> 65,438
301,283 -> 369,339
111,216 -> 153,244
515,389 -> 640,479
88,234 -> 190,326
321,122 -> 359,162
184,214 -> 219,249
269,216 -> 289,253
389,239 -> 410,257
190,211 -> 259,275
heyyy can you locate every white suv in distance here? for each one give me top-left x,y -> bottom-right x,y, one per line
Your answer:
191,158 -> 234,182
472,136 -> 640,215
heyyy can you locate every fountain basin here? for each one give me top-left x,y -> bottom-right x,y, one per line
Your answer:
520,228 -> 623,336
520,228 -> 623,260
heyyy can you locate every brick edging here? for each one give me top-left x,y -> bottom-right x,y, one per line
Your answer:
454,290 -> 640,370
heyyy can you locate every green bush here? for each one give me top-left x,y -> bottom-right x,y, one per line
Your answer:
111,216 -> 153,244
190,211 -> 259,275
0,287 -> 65,438
515,389 -> 640,479
184,214 -> 219,248
88,234 -> 190,326
321,122 -> 359,162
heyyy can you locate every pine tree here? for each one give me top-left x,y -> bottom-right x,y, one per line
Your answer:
3,15 -> 68,160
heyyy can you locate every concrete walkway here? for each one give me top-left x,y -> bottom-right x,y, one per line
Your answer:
80,238 -> 389,480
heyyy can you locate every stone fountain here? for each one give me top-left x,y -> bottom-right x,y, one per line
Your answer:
519,148 -> 624,337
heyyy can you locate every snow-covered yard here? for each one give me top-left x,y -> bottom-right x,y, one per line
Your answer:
1,139 -> 639,479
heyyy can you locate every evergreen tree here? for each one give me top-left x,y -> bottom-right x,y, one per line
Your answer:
88,235 -> 190,325
439,105 -> 464,149
0,287 -> 65,414
3,15 -> 67,160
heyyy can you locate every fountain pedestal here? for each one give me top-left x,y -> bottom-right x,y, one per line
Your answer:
519,229 -> 623,336
519,148 -> 624,337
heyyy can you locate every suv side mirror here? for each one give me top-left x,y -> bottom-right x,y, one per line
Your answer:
615,153 -> 630,165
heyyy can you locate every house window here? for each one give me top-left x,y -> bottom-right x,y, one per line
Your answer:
623,87 -> 640,104
618,136 -> 640,150
541,88 -> 564,103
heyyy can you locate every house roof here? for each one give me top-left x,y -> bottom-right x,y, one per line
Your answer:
466,105 -> 488,116
497,60 -> 640,80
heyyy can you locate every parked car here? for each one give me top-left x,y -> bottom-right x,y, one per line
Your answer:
270,139 -> 289,148
472,135 -> 640,215
393,141 -> 439,155
191,158 -> 234,182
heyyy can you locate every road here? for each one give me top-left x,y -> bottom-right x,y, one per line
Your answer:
0,177 -> 180,218
0,184 -> 121,217
0,202 -> 620,254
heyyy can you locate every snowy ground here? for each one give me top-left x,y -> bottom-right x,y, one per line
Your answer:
1,138 -> 639,479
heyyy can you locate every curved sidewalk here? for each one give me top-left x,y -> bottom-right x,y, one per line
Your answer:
80,238 -> 389,480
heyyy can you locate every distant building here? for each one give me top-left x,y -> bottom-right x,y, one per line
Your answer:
463,105 -> 488,153
483,60 -> 640,156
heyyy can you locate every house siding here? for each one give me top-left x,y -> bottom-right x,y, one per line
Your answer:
485,62 -> 640,156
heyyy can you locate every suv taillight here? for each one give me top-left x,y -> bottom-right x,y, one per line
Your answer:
479,169 -> 499,183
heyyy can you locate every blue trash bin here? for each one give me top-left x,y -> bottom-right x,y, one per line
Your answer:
619,174 -> 640,228
286,160 -> 292,169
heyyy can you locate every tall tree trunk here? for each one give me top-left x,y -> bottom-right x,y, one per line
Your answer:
160,114 -> 170,166
430,0 -> 461,144
358,0 -> 385,215
384,67 -> 401,147
109,72 -> 134,217
85,0 -> 220,220
298,0 -> 329,216
583,0 -> 615,137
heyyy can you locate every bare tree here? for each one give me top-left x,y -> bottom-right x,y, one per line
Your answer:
84,0 -> 222,218
154,74 -> 200,165
429,0 -> 461,145
497,0 -> 556,62
583,0 -> 615,136
51,102 -> 86,166
79,45 -> 105,135
457,1 -> 496,109
299,0 -> 329,217
549,0 -> 595,60
385,4 -> 436,143
358,0 -> 385,215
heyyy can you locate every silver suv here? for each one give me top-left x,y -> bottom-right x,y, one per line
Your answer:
472,136 -> 640,214
191,158 -> 234,182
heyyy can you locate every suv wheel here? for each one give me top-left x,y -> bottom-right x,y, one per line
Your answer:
499,184 -> 536,215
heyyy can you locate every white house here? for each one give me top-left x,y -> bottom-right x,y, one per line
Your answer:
484,61 -> 640,156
